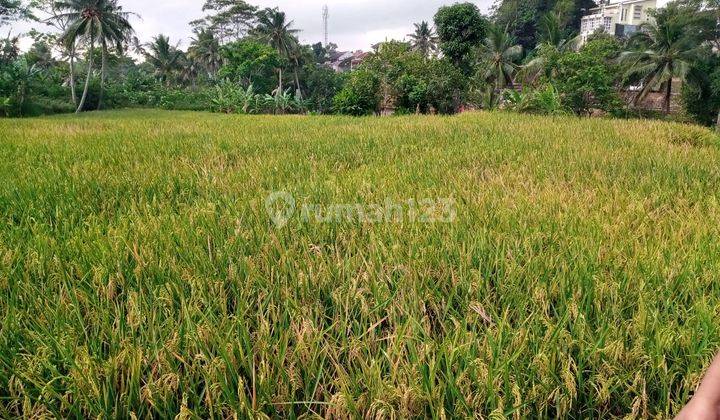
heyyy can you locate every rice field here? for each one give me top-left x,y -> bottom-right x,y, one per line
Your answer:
1,109 -> 719,418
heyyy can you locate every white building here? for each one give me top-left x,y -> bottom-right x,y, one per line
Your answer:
580,0 -> 658,43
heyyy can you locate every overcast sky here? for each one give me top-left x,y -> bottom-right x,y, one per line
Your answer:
9,0 -> 495,51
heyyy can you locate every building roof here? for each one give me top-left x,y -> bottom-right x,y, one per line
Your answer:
588,0 -> 656,13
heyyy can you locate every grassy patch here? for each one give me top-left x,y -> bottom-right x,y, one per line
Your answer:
1,110 -> 719,418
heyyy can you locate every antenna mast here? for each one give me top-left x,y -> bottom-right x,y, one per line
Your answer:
322,5 -> 329,47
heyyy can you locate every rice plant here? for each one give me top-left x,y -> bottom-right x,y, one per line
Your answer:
0,110 -> 718,418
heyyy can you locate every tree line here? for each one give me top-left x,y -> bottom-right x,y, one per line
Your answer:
1,0 -> 719,128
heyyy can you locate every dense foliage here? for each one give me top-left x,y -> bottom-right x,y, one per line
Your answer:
1,0 -> 720,126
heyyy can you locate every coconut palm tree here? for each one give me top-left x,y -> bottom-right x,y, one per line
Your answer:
407,21 -> 438,59
96,1 -> 135,110
619,9 -> 704,114
188,28 -> 221,78
286,44 -> 306,99
144,35 -> 183,87
523,13 -> 579,83
40,0 -> 78,105
478,24 -> 523,105
252,8 -> 300,94
54,0 -> 135,113
178,52 -> 200,89
537,13 -> 579,52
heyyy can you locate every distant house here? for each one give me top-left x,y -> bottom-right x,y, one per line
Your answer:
580,0 -> 657,44
325,50 -> 370,73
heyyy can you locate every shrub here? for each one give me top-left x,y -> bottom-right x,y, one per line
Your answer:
304,65 -> 345,114
333,69 -> 380,116
504,84 -> 569,115
211,82 -> 258,114
681,54 -> 720,126
554,50 -> 623,116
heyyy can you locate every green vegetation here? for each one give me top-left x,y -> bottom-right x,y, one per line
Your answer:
1,110 -> 719,418
2,0 -> 720,126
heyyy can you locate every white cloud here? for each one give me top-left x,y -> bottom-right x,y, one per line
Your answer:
7,0 -> 494,51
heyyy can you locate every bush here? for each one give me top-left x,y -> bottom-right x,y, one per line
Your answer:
554,50 -> 623,116
333,69 -> 380,116
304,65 -> 345,114
681,55 -> 720,126
504,84 -> 569,115
211,82 -> 258,114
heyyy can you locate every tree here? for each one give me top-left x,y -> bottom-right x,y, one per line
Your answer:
311,42 -> 326,63
554,38 -> 623,116
537,13 -> 578,52
492,0 -> 543,50
333,68 -> 380,116
671,0 -> 720,129
523,13 -> 579,83
188,29 -> 222,78
619,5 -> 706,114
434,3 -> 488,73
193,0 -> 257,43
681,54 -> 720,126
0,58 -> 42,116
26,39 -> 54,69
143,35 -> 183,86
492,0 -> 594,50
54,0 -> 134,113
1,0 -> 28,26
35,0 -> 78,104
407,21 -> 438,59
252,8 -> 300,94
96,1 -> 135,110
286,43 -> 307,99
0,35 -> 19,64
304,64 -> 343,114
478,25 -> 522,105
218,40 -> 279,93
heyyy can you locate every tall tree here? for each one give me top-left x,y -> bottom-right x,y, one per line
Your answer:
478,24 -> 523,105
672,0 -> 720,129
537,13 -> 578,51
492,0 -> 543,50
192,0 -> 256,43
37,0 -> 78,104
188,28 -> 222,78
492,0 -> 593,50
96,1 -> 135,110
523,13 -> 579,82
54,0 -> 134,113
143,34 -> 182,86
252,8 -> 300,94
619,6 -> 705,114
434,3 -> 488,73
1,0 -> 28,26
407,21 -> 439,59
218,40 -> 279,92
287,43 -> 307,99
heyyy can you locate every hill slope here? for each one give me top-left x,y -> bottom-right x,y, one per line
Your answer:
0,110 -> 719,418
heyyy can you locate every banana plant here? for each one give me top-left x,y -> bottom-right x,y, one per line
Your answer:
262,87 -> 295,114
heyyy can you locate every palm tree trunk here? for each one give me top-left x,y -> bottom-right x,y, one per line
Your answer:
293,66 -> 302,100
664,80 -> 672,115
97,41 -> 107,111
278,67 -> 283,94
69,44 -> 77,105
76,38 -> 94,114
716,109 -> 720,133
18,81 -> 27,111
